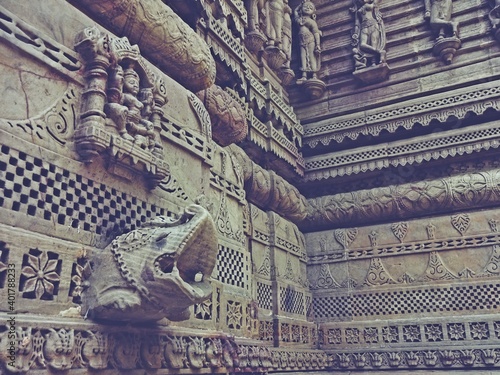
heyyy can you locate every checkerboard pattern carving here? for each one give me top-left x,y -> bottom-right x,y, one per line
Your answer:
257,281 -> 272,310
280,287 -> 305,315
313,282 -> 500,319
0,145 -> 172,238
215,245 -> 250,289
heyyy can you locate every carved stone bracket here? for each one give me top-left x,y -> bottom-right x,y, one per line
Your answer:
81,204 -> 218,322
74,27 -> 169,188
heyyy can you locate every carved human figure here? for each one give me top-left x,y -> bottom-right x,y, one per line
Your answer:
424,0 -> 458,38
105,65 -> 132,140
295,0 -> 322,82
490,0 -> 500,30
248,0 -> 266,32
352,0 -> 386,68
105,64 -> 156,149
267,0 -> 285,46
282,0 -> 293,66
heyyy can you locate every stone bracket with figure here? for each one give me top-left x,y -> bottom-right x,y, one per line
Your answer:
424,0 -> 461,64
74,27 -> 169,188
350,0 -> 390,84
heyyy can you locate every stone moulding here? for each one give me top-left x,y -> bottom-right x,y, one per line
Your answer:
304,120 -> 500,181
303,82 -> 500,148
228,145 -> 308,224
196,85 -> 248,147
309,231 -> 500,264
0,314 -> 327,373
305,168 -> 500,230
75,0 -> 216,92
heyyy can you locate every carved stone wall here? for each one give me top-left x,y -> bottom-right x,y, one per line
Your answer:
3,0 -> 500,373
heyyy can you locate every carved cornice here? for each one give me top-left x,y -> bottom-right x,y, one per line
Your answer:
305,168 -> 500,230
309,232 -> 500,265
322,316 -> 500,370
305,121 -> 500,181
303,82 -> 500,148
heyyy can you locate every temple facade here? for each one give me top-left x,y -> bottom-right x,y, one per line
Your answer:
1,0 -> 500,374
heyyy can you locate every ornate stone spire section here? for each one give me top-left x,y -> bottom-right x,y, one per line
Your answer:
74,27 -> 169,188
81,204 -> 218,322
294,1 -> 326,99
424,0 -> 460,64
350,0 -> 389,84
77,0 -> 215,92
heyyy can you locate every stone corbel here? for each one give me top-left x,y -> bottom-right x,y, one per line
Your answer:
81,204 -> 218,322
74,27 -> 169,188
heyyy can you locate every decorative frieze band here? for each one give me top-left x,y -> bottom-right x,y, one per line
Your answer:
305,168 -> 500,229
0,5 -> 82,84
305,121 -> 500,181
303,82 -> 500,148
0,315 -> 327,373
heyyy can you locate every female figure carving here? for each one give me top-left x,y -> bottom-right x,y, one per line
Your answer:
294,0 -> 322,82
352,0 -> 386,69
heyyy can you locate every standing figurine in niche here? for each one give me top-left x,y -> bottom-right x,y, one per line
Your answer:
489,0 -> 500,40
267,0 -> 285,46
282,0 -> 293,66
294,0 -> 322,83
352,0 -> 386,69
105,64 -> 156,150
424,0 -> 460,64
424,0 -> 458,38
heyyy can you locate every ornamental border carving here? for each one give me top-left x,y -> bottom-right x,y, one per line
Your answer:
306,168 -> 500,229
303,82 -> 500,148
0,315 -> 327,373
305,121 -> 500,181
0,5 -> 82,85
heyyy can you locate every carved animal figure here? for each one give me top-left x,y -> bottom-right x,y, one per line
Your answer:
81,204 -> 218,322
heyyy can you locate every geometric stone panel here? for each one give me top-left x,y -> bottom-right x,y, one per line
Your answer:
313,282 -> 500,320
215,245 -> 250,290
0,145 -> 172,240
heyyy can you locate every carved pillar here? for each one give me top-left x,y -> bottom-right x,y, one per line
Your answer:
74,27 -> 111,160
